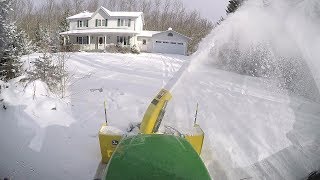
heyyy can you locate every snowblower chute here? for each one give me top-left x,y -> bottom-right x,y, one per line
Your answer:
140,88 -> 172,134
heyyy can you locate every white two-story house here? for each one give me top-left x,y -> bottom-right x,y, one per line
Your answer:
60,6 -> 191,55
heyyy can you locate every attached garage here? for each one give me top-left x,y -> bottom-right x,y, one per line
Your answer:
152,28 -> 190,55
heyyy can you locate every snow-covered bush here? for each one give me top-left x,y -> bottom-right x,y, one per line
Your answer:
131,45 -> 140,54
26,52 -> 68,97
105,45 -> 135,54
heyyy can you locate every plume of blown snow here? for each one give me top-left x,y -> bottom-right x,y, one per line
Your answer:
192,0 -> 320,101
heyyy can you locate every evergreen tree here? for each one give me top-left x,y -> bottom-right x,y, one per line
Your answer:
34,23 -> 51,52
58,9 -> 70,47
59,9 -> 70,33
27,53 -> 66,93
226,0 -> 243,14
0,0 -> 29,81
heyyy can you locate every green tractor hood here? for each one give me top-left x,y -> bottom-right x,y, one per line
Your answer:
104,134 -> 211,180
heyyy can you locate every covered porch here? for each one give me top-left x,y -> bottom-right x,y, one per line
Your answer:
60,29 -> 139,51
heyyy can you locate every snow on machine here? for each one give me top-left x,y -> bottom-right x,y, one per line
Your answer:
96,88 -> 211,179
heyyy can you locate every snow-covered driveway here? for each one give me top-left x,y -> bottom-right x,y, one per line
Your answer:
0,52 -> 187,180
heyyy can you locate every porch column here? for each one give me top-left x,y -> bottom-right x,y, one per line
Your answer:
63,36 -> 66,46
88,35 -> 91,45
104,35 -> 106,49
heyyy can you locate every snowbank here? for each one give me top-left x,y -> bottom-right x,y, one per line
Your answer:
0,52 -> 186,179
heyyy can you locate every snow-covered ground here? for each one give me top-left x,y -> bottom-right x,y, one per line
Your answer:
1,50 -> 320,180
0,52 -> 187,179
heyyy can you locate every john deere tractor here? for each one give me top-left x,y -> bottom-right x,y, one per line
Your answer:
97,89 -> 211,180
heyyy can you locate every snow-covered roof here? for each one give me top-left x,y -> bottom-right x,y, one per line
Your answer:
100,7 -> 143,17
153,28 -> 192,40
67,11 -> 93,20
67,7 -> 143,20
137,31 -> 162,37
59,29 -> 139,35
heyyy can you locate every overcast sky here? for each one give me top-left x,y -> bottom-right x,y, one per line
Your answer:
182,0 -> 229,22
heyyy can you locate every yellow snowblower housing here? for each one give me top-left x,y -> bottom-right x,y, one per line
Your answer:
99,88 -> 205,164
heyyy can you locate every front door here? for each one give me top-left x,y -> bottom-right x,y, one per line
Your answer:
96,37 -> 104,49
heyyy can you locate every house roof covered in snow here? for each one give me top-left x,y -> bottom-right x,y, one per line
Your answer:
152,28 -> 192,40
100,6 -> 143,17
67,6 -> 143,20
137,31 -> 162,37
67,11 -> 93,20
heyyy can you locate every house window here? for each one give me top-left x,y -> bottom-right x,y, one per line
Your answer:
96,19 -> 102,27
77,20 -> 89,28
96,19 -> 108,27
168,33 -> 173,37
77,20 -> 82,27
178,43 -> 183,45
170,42 -> 176,44
117,19 -> 130,27
117,36 -> 123,44
117,36 -> 130,45
156,41 -> 161,43
163,41 -> 169,44
76,36 -> 89,44
142,39 -> 146,45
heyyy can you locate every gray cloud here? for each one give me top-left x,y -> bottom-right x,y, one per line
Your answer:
181,0 -> 229,22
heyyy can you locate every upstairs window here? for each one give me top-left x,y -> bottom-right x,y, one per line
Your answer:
117,19 -> 131,27
168,33 -> 173,37
96,19 -> 107,27
96,19 -> 101,27
142,39 -> 146,45
77,20 -> 88,28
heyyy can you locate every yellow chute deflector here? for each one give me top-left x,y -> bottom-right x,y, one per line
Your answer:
140,89 -> 172,134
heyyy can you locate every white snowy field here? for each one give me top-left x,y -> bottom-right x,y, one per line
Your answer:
0,52 -> 187,180
1,50 -> 320,180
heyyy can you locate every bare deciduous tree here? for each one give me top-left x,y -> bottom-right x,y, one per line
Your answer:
13,0 -> 214,54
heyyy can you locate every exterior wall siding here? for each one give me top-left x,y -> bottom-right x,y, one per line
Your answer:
69,9 -> 140,31
137,37 -> 152,52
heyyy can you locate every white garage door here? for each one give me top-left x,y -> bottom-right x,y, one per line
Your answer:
153,41 -> 186,55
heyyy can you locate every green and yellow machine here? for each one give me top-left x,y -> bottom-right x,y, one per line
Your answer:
97,88 -> 210,179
